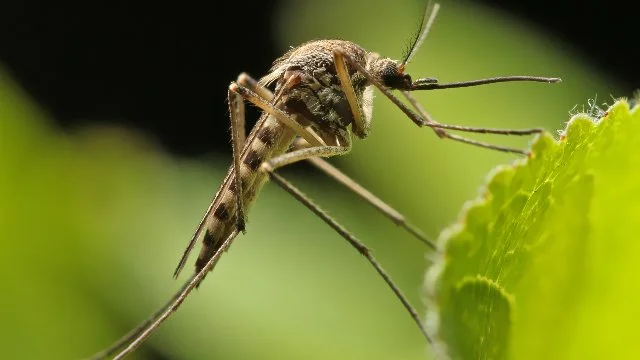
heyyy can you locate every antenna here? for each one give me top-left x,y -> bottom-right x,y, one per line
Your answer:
400,1 -> 440,70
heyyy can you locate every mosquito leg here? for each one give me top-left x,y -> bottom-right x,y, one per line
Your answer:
229,71 -> 287,233
173,75 -> 260,277
86,230 -> 240,360
402,91 -> 543,135
229,72 -> 274,233
263,168 -> 433,344
84,282 -> 190,360
229,83 -> 325,147
229,85 -> 247,232
232,75 -> 249,146
192,76 -> 333,272
233,78 -> 434,335
289,140 -> 437,250
401,91 -> 531,154
400,91 -> 447,139
335,49 -> 542,154
261,145 -> 350,173
237,72 -> 274,102
328,50 -> 443,244
226,71 -> 332,238
308,156 -> 436,250
256,140 -> 432,343
333,45 -> 368,137
225,75 -> 331,234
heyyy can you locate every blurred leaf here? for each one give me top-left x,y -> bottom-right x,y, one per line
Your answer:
426,100 -> 640,359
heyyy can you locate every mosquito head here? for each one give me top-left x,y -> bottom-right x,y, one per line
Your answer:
367,56 -> 442,93
364,2 -> 440,92
367,57 -> 411,90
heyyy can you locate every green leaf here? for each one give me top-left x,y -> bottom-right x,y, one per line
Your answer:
426,100 -> 640,360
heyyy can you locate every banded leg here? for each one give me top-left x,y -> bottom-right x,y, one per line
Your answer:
333,49 -> 544,154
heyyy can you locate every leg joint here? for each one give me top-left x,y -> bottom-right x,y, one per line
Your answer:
260,161 -> 274,174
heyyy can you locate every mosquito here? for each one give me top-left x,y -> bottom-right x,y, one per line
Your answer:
88,3 -> 560,359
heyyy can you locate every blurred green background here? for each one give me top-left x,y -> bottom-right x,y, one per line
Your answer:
0,0 -> 621,359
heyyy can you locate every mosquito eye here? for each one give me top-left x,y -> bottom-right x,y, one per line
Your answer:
380,66 -> 404,88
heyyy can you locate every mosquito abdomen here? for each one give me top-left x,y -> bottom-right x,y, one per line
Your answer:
194,115 -> 296,273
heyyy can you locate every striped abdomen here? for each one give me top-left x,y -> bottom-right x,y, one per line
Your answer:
194,114 -> 296,272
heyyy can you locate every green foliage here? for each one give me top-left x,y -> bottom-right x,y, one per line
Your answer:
426,100 -> 640,360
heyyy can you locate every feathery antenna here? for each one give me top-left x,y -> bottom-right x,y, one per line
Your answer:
401,2 -> 440,70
